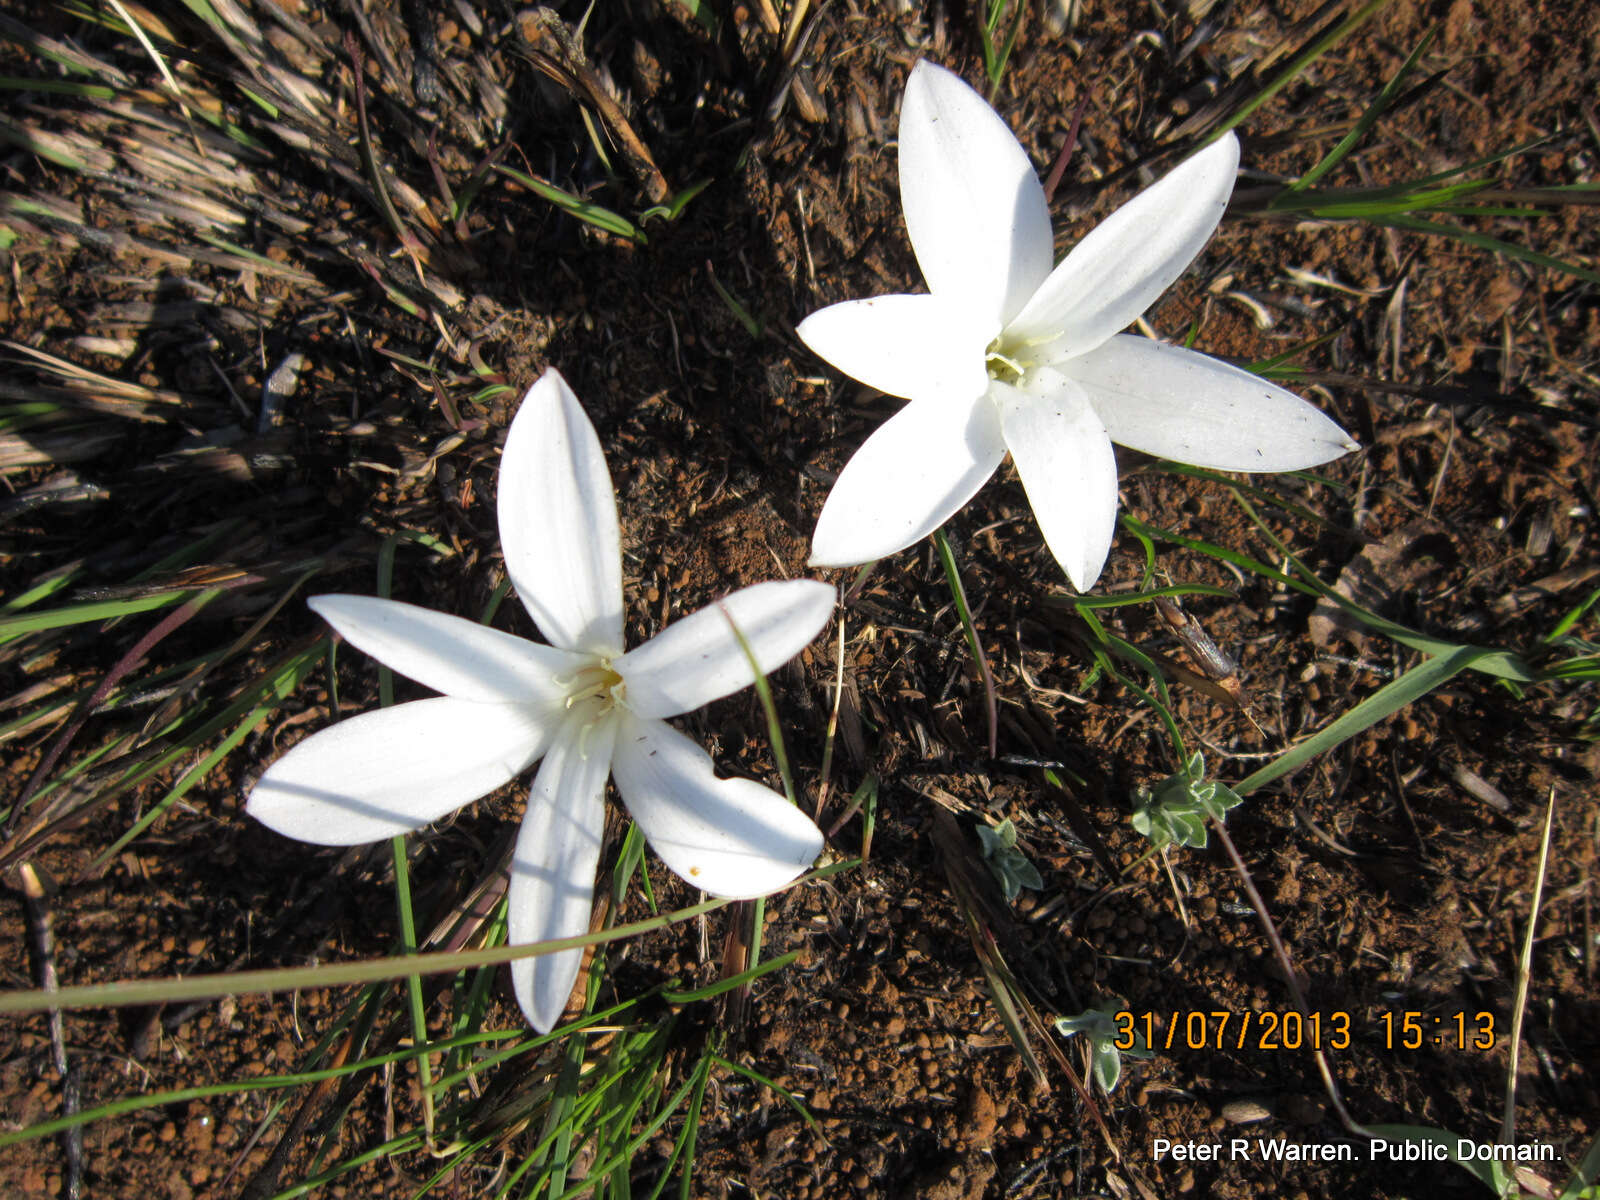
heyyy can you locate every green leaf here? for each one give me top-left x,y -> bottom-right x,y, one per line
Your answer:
1174,812 -> 1208,847
1558,1127 -> 1600,1199
1234,646 -> 1494,796
1092,1042 -> 1122,1093
1287,30 -> 1438,192
639,178 -> 712,224
1053,1007 -> 1138,1095
1378,214 -> 1600,286
977,820 -> 1042,901
1202,0 -> 1393,143
492,164 -> 644,243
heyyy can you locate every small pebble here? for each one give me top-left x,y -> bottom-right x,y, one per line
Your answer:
1221,1099 -> 1274,1124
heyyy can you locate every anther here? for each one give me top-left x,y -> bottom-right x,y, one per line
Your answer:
564,679 -> 610,708
986,349 -> 1025,375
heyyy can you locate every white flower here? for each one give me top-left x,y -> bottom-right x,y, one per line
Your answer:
798,60 -> 1358,591
247,368 -> 834,1032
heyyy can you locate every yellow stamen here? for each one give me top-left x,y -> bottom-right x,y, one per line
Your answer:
562,662 -> 625,758
985,344 -> 1026,385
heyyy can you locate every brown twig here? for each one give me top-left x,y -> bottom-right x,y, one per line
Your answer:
1042,91 -> 1093,205
18,863 -> 82,1200
344,30 -> 431,268
514,9 -> 669,205
1210,820 -> 1359,1131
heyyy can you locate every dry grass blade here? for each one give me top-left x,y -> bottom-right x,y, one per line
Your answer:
514,8 -> 669,205
1170,0 -> 1394,144
17,863 -> 82,1200
7,589 -> 217,837
2,341 -> 188,417
929,809 -> 1141,1190
1501,787 -> 1557,1144
930,812 -> 1046,1086
3,0 -> 475,320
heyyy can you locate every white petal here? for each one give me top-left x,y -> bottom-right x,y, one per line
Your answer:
809,394 -> 1006,567
618,580 -> 835,720
507,711 -> 616,1033
796,294 -> 990,406
498,368 -> 625,656
610,713 -> 822,897
248,697 -> 555,845
996,370 -> 1121,592
1006,134 -> 1240,362
309,595 -> 588,705
899,60 -> 1053,329
1068,335 -> 1359,470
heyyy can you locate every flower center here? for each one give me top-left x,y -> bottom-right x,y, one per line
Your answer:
985,333 -> 1030,386
557,661 -> 626,757
562,661 -> 625,713
986,326 -> 1063,387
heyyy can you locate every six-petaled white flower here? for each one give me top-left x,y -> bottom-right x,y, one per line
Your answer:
248,368 -> 834,1032
798,60 -> 1358,591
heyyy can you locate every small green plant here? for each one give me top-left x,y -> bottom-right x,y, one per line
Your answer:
978,0 -> 1027,96
976,818 -> 1043,901
1053,1006 -> 1152,1094
1131,751 -> 1243,850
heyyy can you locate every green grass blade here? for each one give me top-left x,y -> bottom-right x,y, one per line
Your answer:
540,1030 -> 587,1197
1375,214 -> 1600,285
1545,586 -> 1600,644
660,950 -> 798,1003
391,835 -> 436,1139
1361,1125 -> 1514,1197
1068,583 -> 1235,610
1149,460 -> 1356,540
1558,1129 -> 1600,1199
0,588 -> 206,639
639,178 -> 711,224
1072,602 -> 1187,763
658,1052 -> 712,1200
1288,29 -> 1438,191
932,528 -> 998,757
1233,645 -> 1494,796
1205,0 -> 1393,143
549,1065 -> 705,1200
669,0 -> 718,34
0,894 -> 734,1015
80,638 -> 329,872
706,263 -> 763,338
1128,506 -> 1539,682
0,75 -> 118,98
266,1130 -> 427,1199
715,602 -> 797,806
0,1028 -> 517,1147
1394,134 -> 1558,192
492,164 -> 644,243
1271,179 -> 1496,218
981,0 -> 1027,98
0,556 -> 75,611
89,691 -> 286,869
709,1054 -> 824,1137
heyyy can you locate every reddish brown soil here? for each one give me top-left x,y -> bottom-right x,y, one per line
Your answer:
1,1 -> 1597,1197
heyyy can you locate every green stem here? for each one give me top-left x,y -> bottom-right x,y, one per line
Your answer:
391,835 -> 436,1139
932,528 -> 998,757
0,860 -> 859,1016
